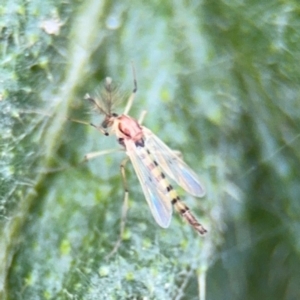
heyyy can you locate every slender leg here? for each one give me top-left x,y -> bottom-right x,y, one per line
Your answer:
172,150 -> 183,159
105,157 -> 130,259
138,110 -> 147,125
123,63 -> 137,115
83,148 -> 123,162
41,148 -> 123,174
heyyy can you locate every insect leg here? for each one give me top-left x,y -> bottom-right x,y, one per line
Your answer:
171,149 -> 183,159
138,110 -> 147,125
83,148 -> 123,162
123,64 -> 137,115
105,157 -> 130,259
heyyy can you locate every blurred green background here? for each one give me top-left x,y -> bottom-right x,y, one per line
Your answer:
1,0 -> 300,299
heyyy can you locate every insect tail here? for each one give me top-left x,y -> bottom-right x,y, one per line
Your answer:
172,197 -> 207,235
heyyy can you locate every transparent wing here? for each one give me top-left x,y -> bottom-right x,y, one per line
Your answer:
124,139 -> 173,228
142,127 -> 205,197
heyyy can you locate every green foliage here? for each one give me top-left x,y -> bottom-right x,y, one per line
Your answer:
1,0 -> 300,299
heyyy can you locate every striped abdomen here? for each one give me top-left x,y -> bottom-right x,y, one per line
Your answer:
140,146 -> 207,235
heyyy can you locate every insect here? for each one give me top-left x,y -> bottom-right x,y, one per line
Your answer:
84,68 -> 207,241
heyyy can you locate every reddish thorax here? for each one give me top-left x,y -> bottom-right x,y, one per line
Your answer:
113,115 -> 144,143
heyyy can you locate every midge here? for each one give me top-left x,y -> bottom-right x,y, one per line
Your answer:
84,68 -> 207,238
